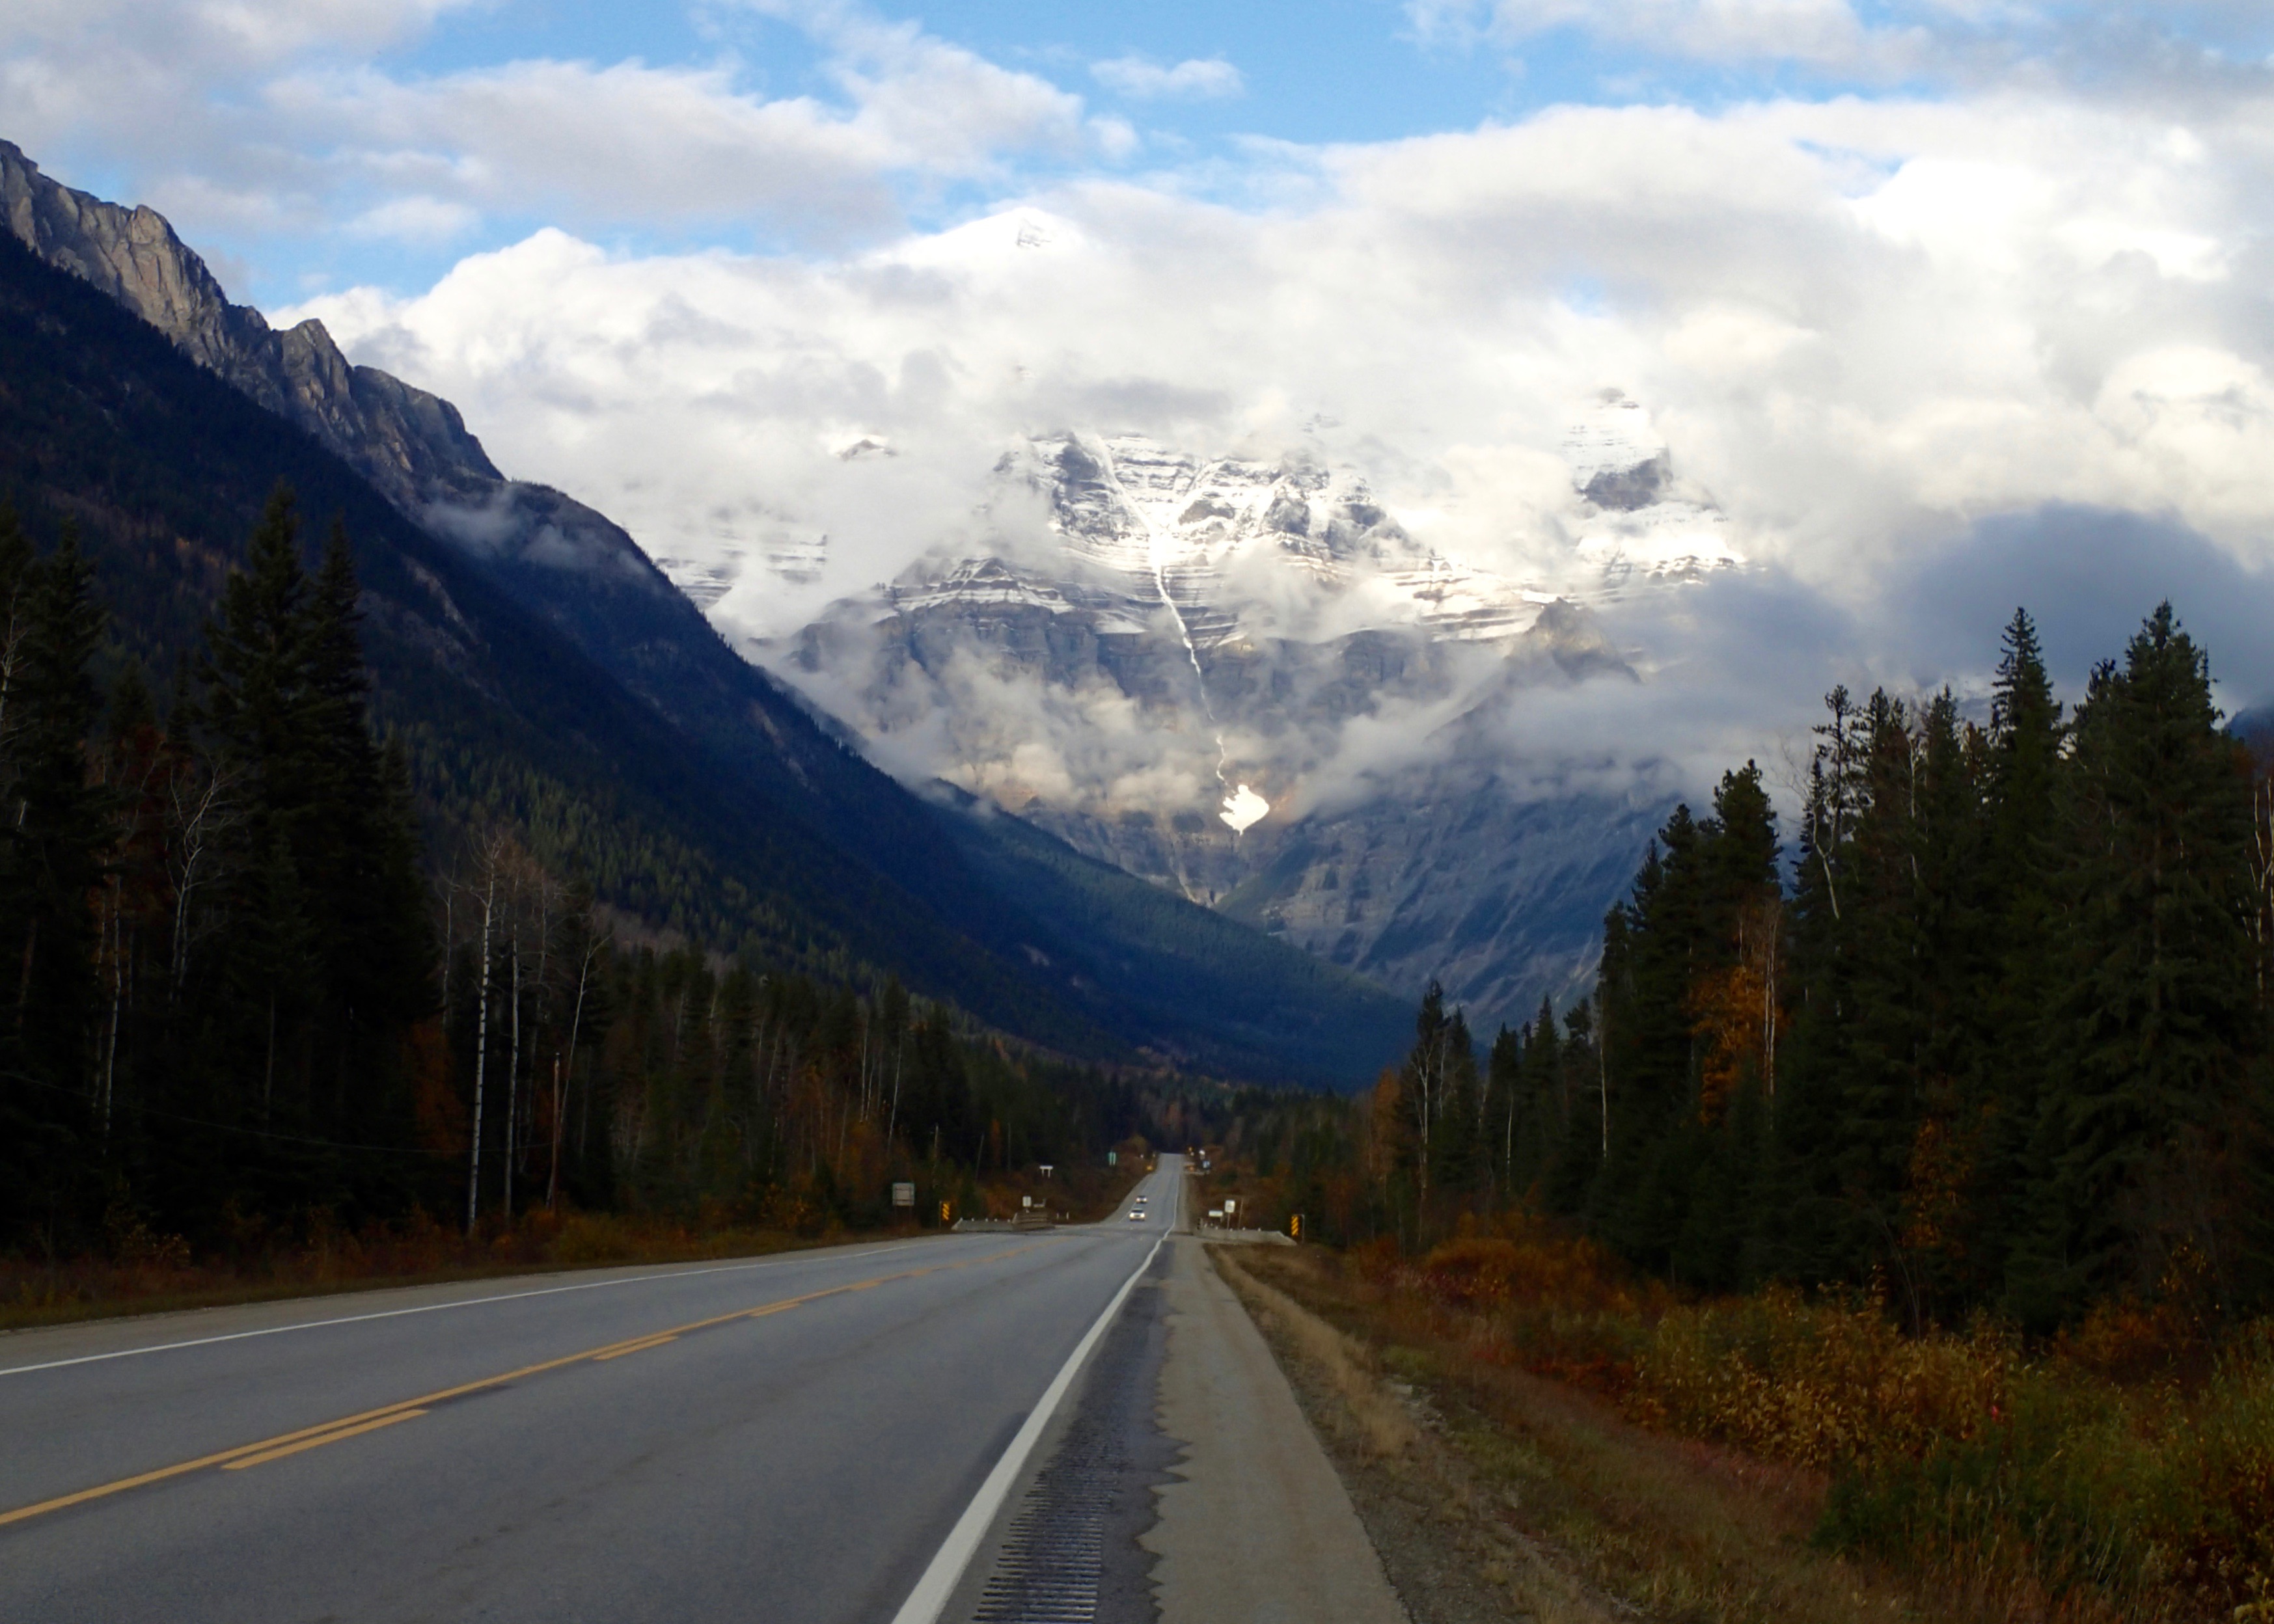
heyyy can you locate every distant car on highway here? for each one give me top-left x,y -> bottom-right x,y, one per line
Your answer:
1128,1210 -> 1145,1221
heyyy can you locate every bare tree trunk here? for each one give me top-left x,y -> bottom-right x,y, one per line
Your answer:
466,856 -> 497,1236
547,1053 -> 565,1213
505,928 -> 521,1221
560,926 -> 601,1202
885,1041 -> 903,1154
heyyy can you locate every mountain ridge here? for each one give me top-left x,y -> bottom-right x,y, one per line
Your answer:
0,138 -> 1409,1085
764,427 -> 1688,1029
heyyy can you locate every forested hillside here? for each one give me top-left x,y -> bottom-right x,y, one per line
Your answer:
1223,604 -> 2274,1328
0,222 -> 1406,1258
0,485 -> 1161,1251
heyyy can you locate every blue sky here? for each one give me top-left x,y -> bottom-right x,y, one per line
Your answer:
25,0 -> 1686,303
17,0 -> 2266,309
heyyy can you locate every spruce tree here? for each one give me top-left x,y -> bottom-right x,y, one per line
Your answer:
1514,999 -> 1563,1195
0,522 -> 111,1239
1979,609 -> 2066,1290
2014,604 -> 2254,1318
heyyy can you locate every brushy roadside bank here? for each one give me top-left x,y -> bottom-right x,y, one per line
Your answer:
1,1161 -> 1147,1334
0,1208 -> 856,1334
1231,1229 -> 2274,1623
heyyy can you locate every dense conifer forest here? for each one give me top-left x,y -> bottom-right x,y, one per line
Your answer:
1228,604 -> 2274,1329
0,494 -> 1152,1259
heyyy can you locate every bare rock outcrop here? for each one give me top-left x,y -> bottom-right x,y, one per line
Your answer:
0,137 -> 676,631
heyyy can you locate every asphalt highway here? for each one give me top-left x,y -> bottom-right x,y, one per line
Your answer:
0,1161 -> 1183,1623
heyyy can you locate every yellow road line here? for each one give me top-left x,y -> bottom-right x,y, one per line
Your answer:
1,1241 -> 1039,1529
221,1411 -> 428,1471
592,1334 -> 678,1362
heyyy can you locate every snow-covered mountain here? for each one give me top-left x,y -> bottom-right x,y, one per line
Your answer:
1565,390 -> 1744,594
745,411 -> 1736,1029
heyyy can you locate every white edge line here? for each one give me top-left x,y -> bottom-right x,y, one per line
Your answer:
891,1217 -> 1170,1624
0,1238 -> 944,1379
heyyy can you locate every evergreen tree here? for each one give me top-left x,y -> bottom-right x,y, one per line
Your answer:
1977,609 -> 2066,1292
1513,1001 -> 1563,1195
2012,605 -> 2254,1318
0,520 -> 110,1239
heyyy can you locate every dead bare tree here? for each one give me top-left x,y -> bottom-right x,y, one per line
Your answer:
459,830 -> 518,1234
549,902 -> 608,1212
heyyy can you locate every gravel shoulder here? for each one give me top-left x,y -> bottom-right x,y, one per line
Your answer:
1218,1245 -> 1938,1624
1146,1234 -> 1410,1624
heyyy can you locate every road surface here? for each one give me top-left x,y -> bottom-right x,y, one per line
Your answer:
1,1163 -> 1183,1623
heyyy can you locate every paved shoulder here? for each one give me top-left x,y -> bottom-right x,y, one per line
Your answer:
1146,1236 -> 1408,1624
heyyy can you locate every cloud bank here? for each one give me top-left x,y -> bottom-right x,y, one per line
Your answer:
15,0 -> 2274,819
289,80 -> 2274,747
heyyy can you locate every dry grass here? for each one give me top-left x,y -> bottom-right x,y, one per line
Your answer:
1232,1241 -> 2098,1624
1217,1244 -> 1624,1624
1218,1246 -> 1417,1461
1248,1226 -> 2274,1621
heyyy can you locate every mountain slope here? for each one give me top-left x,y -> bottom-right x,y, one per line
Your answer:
765,430 -> 1691,1029
0,224 -> 1054,1025
0,163 -> 1404,1083
930,788 -> 1411,1080
0,137 -> 996,945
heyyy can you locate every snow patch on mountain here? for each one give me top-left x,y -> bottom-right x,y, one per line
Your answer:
1565,390 -> 1744,587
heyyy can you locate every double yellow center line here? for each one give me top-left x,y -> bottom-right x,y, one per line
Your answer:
1,1245 -> 1030,1530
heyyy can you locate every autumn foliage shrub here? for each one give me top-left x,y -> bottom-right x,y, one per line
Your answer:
1404,1227 -> 1666,1390
1823,1329 -> 2274,1612
1632,1286 -> 2016,1469
1354,1225 -> 2274,1614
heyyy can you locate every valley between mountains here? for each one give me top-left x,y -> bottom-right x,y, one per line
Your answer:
2,133 -> 1721,1050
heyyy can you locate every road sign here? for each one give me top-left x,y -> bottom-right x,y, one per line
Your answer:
1107,1151 -> 1116,1166
892,1182 -> 914,1208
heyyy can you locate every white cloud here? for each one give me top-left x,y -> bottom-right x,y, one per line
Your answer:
285,83 -> 2274,689
1091,55 -> 1245,101
345,193 -> 479,241
1407,0 -> 1889,67
0,0 -> 1089,257
18,0 -> 2274,803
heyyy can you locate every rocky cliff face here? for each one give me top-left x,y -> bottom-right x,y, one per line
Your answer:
0,139 -> 666,608
767,428 -> 1712,1028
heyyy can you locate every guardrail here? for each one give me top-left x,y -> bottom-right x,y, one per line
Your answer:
952,1211 -> 1060,1232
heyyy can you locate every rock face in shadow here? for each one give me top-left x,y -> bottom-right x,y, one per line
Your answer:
0,139 -> 675,631
1,140 -> 499,508
0,139 -> 802,791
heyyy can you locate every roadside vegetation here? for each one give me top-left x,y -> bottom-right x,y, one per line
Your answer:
1201,602 -> 2274,1619
1235,1228 -> 2274,1620
1,1152 -> 1149,1333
